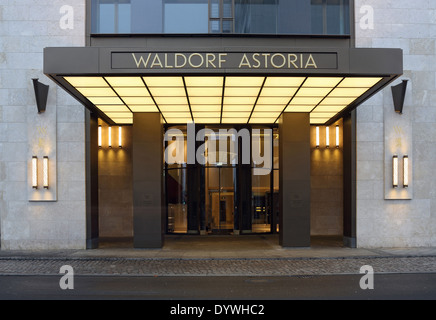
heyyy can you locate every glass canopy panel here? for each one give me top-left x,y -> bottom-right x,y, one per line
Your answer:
87,97 -> 124,105
76,87 -> 117,97
303,77 -> 343,88
253,105 -> 285,112
122,97 -> 155,105
328,87 -> 370,97
223,105 -> 254,112
312,105 -> 345,113
64,77 -> 108,87
149,87 -> 187,97
193,112 -> 222,118
256,97 -> 290,105
62,76 -> 387,125
184,76 -> 224,87
225,77 -> 265,87
296,87 -> 332,97
225,87 -> 262,97
221,111 -> 251,118
339,77 -> 382,88
115,87 -> 150,96
163,112 -> 192,118
260,87 -> 298,97
224,96 -> 257,105
187,87 -> 223,97
165,117 -> 194,123
250,117 -> 278,124
194,118 -> 221,124
97,105 -> 130,113
264,77 -> 305,87
190,97 -> 222,105
143,77 -> 184,87
191,105 -> 222,112
285,105 -> 315,112
159,105 -> 191,112
105,77 -> 144,87
129,105 -> 159,112
222,118 -> 250,124
290,97 -> 324,105
154,97 -> 189,105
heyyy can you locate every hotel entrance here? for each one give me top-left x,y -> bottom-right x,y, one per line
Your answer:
43,44 -> 403,248
165,125 -> 279,235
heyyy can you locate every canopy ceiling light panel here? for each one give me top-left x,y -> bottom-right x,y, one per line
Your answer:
63,76 -> 384,125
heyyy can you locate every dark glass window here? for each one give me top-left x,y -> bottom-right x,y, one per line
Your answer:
92,0 -> 131,33
91,0 -> 350,36
164,0 -> 209,33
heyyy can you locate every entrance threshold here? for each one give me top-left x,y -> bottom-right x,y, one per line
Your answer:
98,235 -> 344,251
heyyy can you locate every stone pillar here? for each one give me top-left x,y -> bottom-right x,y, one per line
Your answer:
279,113 -> 311,247
343,111 -> 356,248
132,113 -> 163,248
86,111 -> 99,249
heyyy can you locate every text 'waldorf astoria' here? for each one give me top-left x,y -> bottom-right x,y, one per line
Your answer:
110,52 -> 339,70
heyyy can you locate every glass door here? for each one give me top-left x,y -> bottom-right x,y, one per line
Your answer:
205,167 -> 235,234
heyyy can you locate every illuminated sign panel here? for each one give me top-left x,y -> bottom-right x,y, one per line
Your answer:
111,52 -> 338,70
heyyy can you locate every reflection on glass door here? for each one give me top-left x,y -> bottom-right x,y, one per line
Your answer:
206,167 -> 235,234
167,168 -> 188,233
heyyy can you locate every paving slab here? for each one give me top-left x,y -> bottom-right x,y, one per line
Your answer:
1,236 -> 436,277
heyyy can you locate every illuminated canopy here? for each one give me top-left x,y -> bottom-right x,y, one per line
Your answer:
63,75 -> 382,125
44,47 -> 403,125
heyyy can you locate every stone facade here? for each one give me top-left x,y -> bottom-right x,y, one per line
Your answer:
0,0 -> 87,249
355,0 -> 436,247
310,121 -> 343,236
98,123 -> 133,238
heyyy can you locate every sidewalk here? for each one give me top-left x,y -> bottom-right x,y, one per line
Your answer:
1,235 -> 436,277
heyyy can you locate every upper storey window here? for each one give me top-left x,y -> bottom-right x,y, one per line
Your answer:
91,0 -> 350,36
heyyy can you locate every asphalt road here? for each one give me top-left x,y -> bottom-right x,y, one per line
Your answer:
1,273 -> 436,301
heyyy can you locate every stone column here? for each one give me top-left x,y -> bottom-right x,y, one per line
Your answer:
132,113 -> 164,248
343,111 -> 356,248
86,111 -> 99,249
279,113 -> 311,247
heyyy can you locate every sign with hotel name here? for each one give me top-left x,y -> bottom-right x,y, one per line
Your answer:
111,52 -> 338,70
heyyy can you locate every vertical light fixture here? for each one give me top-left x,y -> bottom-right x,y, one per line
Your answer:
315,126 -> 320,148
326,126 -> 330,148
32,156 -> 38,189
336,125 -> 340,148
108,126 -> 112,148
392,155 -> 399,188
403,155 -> 409,188
43,156 -> 49,189
98,125 -> 102,148
118,126 -> 122,148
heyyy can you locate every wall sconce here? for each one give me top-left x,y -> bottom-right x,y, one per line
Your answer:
108,126 -> 112,148
336,125 -> 340,148
315,126 -> 320,148
32,79 -> 49,114
391,80 -> 408,114
98,125 -> 102,148
118,126 -> 122,148
32,156 -> 38,189
325,126 -> 330,148
403,155 -> 409,188
43,156 -> 49,189
392,155 -> 399,188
